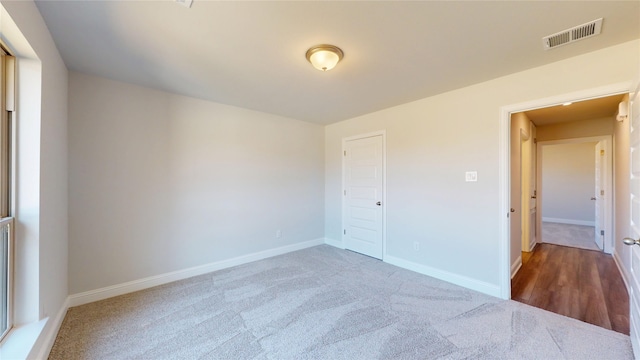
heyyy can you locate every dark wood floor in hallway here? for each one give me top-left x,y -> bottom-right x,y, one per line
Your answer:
511,243 -> 629,334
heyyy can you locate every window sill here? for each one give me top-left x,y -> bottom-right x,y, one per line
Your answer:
0,319 -> 47,360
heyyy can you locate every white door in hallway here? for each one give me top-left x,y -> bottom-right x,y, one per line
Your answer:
529,130 -> 537,248
627,83 -> 640,356
595,141 -> 604,250
343,134 -> 384,259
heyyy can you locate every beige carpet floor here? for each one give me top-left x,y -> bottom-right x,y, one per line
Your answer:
542,222 -> 600,251
49,245 -> 631,359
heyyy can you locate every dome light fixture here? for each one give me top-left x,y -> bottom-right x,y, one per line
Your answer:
306,44 -> 344,71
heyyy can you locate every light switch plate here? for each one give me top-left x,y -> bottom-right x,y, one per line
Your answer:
465,171 -> 478,182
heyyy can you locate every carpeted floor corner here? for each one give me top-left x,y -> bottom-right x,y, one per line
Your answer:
542,222 -> 600,251
49,245 -> 632,359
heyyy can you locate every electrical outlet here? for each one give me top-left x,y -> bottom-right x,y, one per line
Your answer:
465,171 -> 478,182
413,241 -> 420,251
276,230 -> 281,238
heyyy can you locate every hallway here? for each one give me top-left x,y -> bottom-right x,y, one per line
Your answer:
511,243 -> 629,334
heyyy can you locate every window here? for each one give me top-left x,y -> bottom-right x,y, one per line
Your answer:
0,46 -> 15,342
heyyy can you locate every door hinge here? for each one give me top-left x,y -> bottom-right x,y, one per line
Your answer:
344,150 -> 346,156
534,138 -> 537,144
343,229 -> 346,235
600,149 -> 605,156
344,190 -> 346,196
601,190 -> 604,196
601,230 -> 605,236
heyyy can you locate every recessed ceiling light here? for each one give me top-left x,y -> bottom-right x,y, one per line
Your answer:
306,45 -> 344,72
562,102 -> 573,106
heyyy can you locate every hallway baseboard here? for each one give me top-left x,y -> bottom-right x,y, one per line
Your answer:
542,217 -> 595,227
511,256 -> 522,279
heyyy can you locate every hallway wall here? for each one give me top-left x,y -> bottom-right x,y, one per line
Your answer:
542,142 -> 597,225
614,94 -> 631,283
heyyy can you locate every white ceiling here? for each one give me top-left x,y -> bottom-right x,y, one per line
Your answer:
35,1 -> 640,125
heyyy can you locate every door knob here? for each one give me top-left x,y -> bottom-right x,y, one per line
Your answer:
510,208 -> 515,213
591,197 -> 597,200
376,201 -> 381,206
623,237 -> 640,246
531,196 -> 537,199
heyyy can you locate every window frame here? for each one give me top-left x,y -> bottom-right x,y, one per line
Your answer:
0,44 -> 15,343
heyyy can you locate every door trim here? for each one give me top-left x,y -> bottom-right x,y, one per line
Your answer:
499,81 -> 633,300
536,136 -> 613,254
341,130 -> 387,259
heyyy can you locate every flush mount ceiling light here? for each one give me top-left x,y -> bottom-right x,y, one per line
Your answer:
306,44 -> 344,71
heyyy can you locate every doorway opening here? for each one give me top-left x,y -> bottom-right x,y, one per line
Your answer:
499,83 -> 632,299
537,137 -> 612,253
504,90 -> 629,333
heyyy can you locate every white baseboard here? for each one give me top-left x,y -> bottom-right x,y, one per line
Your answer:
613,250 -> 631,293
324,238 -> 344,249
542,217 -> 595,226
28,297 -> 70,360
612,249 -> 634,355
69,238 -> 325,307
511,256 -> 522,279
384,255 -> 501,298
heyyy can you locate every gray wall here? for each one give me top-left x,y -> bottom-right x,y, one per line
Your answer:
542,142 -> 597,224
68,72 -> 325,293
614,94 -> 632,287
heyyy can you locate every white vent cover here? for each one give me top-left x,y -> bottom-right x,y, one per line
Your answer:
543,18 -> 603,50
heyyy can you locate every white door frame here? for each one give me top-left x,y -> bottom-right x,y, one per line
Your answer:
536,136 -> 613,254
499,81 -> 632,299
626,80 -> 640,357
341,130 -> 387,259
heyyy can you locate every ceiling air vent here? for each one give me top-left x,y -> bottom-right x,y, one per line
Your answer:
543,18 -> 603,50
